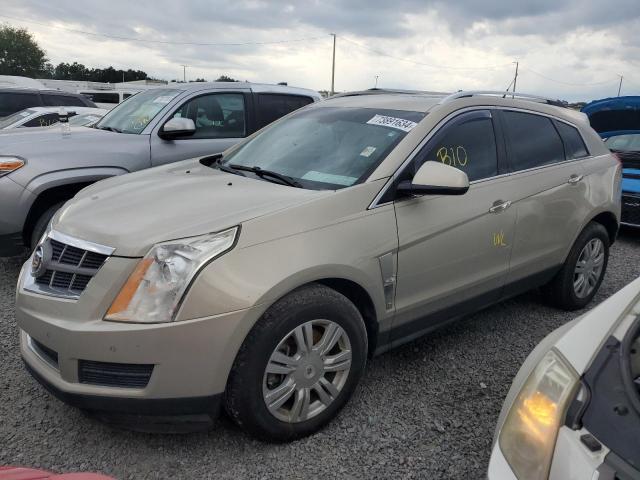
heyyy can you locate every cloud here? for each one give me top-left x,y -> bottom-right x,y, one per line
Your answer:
1,0 -> 639,101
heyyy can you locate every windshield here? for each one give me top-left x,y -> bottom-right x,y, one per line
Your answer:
69,113 -> 104,126
606,134 -> 640,152
95,88 -> 180,134
0,109 -> 36,129
222,106 -> 425,190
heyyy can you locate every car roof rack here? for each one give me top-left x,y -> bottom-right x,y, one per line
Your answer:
439,90 -> 566,107
331,88 -> 450,99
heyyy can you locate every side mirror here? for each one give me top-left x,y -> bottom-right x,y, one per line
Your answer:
397,161 -> 469,196
159,117 -> 196,140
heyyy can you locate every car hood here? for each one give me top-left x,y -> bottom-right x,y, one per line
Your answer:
52,160 -> 328,257
0,125 -> 103,142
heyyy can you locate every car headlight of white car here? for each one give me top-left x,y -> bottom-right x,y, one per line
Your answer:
105,227 -> 238,323
499,349 -> 580,480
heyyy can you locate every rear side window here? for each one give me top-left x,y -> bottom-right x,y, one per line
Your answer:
256,94 -> 314,130
0,92 -> 41,117
42,94 -> 86,107
22,113 -> 60,127
414,110 -> 498,182
555,121 -> 589,159
503,111 -> 565,171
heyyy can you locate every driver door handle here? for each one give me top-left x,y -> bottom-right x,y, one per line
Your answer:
489,200 -> 512,214
568,174 -> 584,184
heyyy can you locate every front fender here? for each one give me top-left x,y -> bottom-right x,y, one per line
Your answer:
24,166 -> 130,196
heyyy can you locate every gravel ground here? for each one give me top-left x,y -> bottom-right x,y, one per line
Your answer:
1,230 -> 639,479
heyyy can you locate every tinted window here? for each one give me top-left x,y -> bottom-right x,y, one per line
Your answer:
414,111 -> 498,182
256,94 -> 314,129
503,111 -> 565,171
172,93 -> 245,139
23,113 -> 60,127
42,94 -> 85,107
79,92 -> 120,104
588,109 -> 640,134
0,92 -> 41,117
555,121 -> 589,159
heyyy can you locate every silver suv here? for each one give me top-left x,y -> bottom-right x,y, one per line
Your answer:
16,90 -> 621,441
0,82 -> 320,255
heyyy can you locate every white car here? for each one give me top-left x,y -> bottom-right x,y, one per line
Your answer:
488,276 -> 640,479
0,107 -> 107,129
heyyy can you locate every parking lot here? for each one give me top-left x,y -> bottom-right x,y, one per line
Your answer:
0,230 -> 638,479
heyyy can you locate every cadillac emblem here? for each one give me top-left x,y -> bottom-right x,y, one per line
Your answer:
31,243 -> 50,278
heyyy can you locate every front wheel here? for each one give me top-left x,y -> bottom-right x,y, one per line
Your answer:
546,222 -> 609,310
30,202 -> 65,250
224,284 -> 368,442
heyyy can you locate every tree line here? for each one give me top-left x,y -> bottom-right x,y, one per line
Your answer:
0,24 -> 237,83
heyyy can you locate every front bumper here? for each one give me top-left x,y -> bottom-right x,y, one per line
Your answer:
17,256 -> 265,416
0,176 -> 35,256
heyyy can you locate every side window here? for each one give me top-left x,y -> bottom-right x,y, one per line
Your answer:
555,121 -> 589,159
0,92 -> 40,116
172,93 -> 246,139
42,94 -> 85,107
413,111 -> 498,182
256,94 -> 314,130
22,113 -> 60,127
503,111 -> 565,171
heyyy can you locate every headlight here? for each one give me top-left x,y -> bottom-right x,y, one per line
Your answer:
105,227 -> 238,323
499,349 -> 579,480
0,156 -> 25,177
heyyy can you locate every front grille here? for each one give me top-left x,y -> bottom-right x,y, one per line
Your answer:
33,237 -> 109,296
622,194 -> 640,226
29,336 -> 59,368
78,360 -> 154,388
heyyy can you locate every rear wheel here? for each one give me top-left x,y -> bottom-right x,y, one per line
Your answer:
224,284 -> 367,442
546,222 -> 609,310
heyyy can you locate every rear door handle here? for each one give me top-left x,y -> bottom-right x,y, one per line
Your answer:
567,174 -> 584,184
489,200 -> 512,214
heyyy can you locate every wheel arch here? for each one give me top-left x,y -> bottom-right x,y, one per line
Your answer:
22,167 -> 129,245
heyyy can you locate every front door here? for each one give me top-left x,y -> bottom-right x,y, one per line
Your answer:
392,110 -> 516,342
150,91 -> 250,166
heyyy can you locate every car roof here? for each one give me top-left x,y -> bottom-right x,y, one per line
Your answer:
154,81 -> 321,99
25,106 -> 106,114
0,88 -> 87,96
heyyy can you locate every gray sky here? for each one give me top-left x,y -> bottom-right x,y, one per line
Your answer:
2,0 -> 639,101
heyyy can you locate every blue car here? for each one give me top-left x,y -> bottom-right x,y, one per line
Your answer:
582,96 -> 640,227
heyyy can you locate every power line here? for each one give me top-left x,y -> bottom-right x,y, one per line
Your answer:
520,67 -> 620,87
338,35 -> 514,71
0,14 -> 326,46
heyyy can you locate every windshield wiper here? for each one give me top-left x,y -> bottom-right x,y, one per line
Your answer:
228,164 -> 303,188
96,125 -> 122,133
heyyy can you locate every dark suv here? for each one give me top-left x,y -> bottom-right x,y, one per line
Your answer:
0,89 -> 97,118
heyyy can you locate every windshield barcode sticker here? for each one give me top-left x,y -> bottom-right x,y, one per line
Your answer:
366,114 -> 418,132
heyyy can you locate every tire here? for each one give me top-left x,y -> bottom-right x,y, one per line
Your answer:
30,202 -> 65,250
545,222 -> 609,311
224,283 -> 368,442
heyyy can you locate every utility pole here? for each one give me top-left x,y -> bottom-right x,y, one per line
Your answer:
512,61 -> 519,98
180,65 -> 188,83
375,75 -> 379,88
617,74 -> 623,97
330,33 -> 336,96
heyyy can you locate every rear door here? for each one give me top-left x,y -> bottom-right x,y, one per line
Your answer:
149,89 -> 251,166
498,109 -> 589,290
391,109 -> 517,340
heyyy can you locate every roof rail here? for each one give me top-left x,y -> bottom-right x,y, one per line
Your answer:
439,90 -> 566,107
331,88 -> 449,99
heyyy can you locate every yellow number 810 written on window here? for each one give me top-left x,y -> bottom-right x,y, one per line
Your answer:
436,146 -> 468,167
